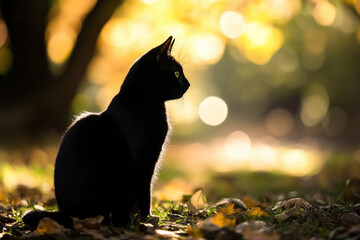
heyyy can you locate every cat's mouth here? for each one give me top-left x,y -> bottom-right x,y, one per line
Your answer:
166,84 -> 190,100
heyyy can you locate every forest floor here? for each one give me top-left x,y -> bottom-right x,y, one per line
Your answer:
1,149 -> 360,240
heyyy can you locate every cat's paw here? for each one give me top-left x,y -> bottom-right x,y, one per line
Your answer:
148,215 -> 159,226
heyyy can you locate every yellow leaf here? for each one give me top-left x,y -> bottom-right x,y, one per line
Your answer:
211,213 -> 236,228
242,197 -> 257,209
246,207 -> 269,217
36,217 -> 64,235
218,203 -> 240,216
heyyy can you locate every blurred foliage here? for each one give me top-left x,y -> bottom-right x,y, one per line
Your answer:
0,0 -> 359,141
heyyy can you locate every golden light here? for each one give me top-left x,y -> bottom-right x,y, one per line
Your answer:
141,0 -> 158,4
250,145 -> 277,171
153,178 -> 192,201
245,22 -> 272,46
60,0 -> 96,16
262,0 -> 302,22
99,19 -> 136,57
224,131 -> 252,160
47,30 -> 76,64
266,108 -> 294,136
282,150 -> 309,176
96,86 -> 118,111
301,94 -> 329,127
355,0 -> 360,15
0,162 -> 52,191
168,97 -> 198,124
191,34 -> 225,64
357,26 -> 360,45
219,11 -> 247,39
282,149 -> 321,176
313,1 -> 336,26
0,19 -> 7,48
242,26 -> 284,65
102,19 -> 131,49
198,96 -> 228,126
87,57 -> 113,85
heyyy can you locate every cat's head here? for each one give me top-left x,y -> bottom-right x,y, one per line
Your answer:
133,36 -> 190,101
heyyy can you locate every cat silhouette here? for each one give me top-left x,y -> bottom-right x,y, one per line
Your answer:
23,36 -> 190,229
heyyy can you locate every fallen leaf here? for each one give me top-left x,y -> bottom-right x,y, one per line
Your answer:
36,217 -> 64,235
272,198 -> 312,211
197,218 -> 221,232
189,189 -> 207,213
216,198 -> 247,210
218,203 -> 240,216
274,212 -> 289,221
73,215 -> 104,230
235,220 -> 268,234
242,197 -> 258,209
211,213 -> 236,228
285,206 -> 300,217
246,207 -> 269,217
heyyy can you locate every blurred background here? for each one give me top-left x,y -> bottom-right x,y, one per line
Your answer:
0,0 -> 360,202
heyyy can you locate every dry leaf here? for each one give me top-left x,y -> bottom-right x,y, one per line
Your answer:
73,216 -> 104,232
216,198 -> 247,210
272,198 -> 312,211
242,197 -> 258,209
246,207 -> 269,217
235,221 -> 268,234
36,217 -> 64,235
211,213 -> 236,228
189,189 -> 207,213
218,203 -> 241,216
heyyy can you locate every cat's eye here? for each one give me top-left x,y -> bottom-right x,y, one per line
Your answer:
174,71 -> 180,78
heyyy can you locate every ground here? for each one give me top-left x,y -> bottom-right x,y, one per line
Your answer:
1,166 -> 360,239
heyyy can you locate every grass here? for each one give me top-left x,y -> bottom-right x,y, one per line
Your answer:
0,148 -> 359,239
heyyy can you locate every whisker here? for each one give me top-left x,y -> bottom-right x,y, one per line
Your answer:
177,44 -> 186,63
182,64 -> 195,70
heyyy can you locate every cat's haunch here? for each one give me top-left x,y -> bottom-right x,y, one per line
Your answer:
23,36 -> 190,229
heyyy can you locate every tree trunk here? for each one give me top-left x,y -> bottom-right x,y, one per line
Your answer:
0,0 -> 124,141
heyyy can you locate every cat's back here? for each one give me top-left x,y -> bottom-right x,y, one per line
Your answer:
64,112 -> 100,140
56,111 -> 128,163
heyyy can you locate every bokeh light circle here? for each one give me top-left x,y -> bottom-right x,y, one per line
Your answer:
198,96 -> 228,126
219,11 -> 247,39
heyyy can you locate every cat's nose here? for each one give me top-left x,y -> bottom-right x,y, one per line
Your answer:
179,77 -> 190,87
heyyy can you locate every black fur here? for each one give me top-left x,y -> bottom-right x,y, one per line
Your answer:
23,36 -> 189,229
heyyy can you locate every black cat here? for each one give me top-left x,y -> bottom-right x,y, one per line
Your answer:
23,36 -> 190,229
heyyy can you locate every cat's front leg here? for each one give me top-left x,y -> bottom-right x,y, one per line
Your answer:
136,175 -> 152,218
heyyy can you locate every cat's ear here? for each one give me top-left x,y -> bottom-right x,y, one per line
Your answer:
157,36 -> 174,63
